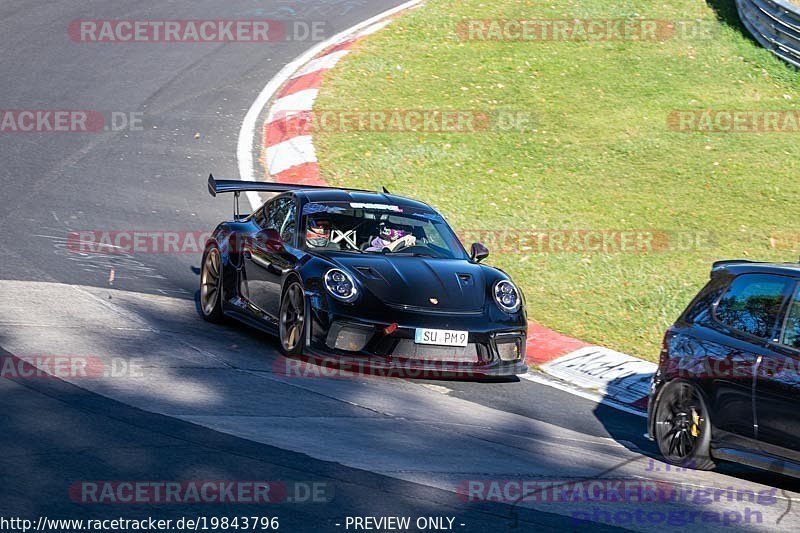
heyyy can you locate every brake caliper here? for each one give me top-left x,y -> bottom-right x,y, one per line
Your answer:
690,408 -> 701,438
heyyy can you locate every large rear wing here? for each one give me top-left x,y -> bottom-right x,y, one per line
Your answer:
207,174 -> 384,220
207,173 -> 371,197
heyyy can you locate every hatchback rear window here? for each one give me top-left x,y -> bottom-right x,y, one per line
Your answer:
714,274 -> 793,339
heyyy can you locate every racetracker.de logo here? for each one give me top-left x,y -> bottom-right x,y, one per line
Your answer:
70,481 -> 333,504
456,19 -> 718,42
457,479 -> 777,505
0,355 -> 142,380
664,353 -> 800,381
273,357 -> 489,380
0,110 -> 142,133
68,20 -> 328,43
266,109 -> 535,136
668,110 -> 800,133
67,231 -> 213,254
456,230 -> 716,254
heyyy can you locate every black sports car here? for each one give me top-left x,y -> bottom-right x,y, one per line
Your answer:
648,260 -> 800,476
200,175 -> 528,377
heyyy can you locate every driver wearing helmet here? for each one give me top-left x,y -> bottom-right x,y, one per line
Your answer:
365,222 -> 416,252
306,217 -> 333,248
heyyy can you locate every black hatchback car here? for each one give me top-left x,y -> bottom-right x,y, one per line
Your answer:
649,260 -> 800,475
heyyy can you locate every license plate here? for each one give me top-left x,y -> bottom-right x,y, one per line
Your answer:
414,328 -> 469,347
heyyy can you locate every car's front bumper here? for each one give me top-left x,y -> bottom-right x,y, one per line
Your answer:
303,292 -> 528,378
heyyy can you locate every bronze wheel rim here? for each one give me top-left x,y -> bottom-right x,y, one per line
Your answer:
280,283 -> 305,352
200,248 -> 221,316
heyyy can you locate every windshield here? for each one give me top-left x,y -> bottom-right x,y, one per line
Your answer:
301,201 -> 467,259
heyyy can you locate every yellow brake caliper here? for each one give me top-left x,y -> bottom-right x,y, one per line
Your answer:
690,408 -> 701,438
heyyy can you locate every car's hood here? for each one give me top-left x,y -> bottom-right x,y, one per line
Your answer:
328,253 -> 486,312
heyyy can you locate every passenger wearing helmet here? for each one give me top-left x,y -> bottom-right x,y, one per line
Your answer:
365,222 -> 416,252
306,217 -> 332,248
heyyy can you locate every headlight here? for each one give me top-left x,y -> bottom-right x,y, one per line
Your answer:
493,280 -> 521,313
324,268 -> 358,302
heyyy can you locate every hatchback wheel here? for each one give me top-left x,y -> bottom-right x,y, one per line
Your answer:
653,380 -> 716,470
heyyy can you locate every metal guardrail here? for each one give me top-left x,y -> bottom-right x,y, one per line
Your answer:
736,0 -> 800,67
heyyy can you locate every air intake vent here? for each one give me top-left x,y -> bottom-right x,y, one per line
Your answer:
356,266 -> 382,280
457,273 -> 473,287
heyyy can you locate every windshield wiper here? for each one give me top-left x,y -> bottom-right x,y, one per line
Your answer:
391,251 -> 436,258
361,248 -> 437,258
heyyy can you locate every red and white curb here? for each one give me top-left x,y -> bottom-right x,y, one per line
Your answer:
236,1 -> 420,191
236,0 -> 656,413
524,348 -> 656,417
261,19 -> 398,184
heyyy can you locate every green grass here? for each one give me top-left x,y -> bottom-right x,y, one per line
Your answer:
313,0 -> 800,361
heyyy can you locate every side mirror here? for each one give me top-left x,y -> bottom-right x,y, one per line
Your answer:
470,242 -> 489,263
260,228 -> 284,251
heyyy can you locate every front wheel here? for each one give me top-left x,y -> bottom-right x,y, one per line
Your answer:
652,380 -> 716,470
279,281 -> 306,356
200,245 -> 225,323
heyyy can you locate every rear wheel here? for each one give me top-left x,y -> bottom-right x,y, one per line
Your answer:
279,281 -> 305,356
200,245 -> 225,323
653,380 -> 716,470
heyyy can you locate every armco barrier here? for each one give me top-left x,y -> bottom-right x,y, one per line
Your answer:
736,0 -> 800,68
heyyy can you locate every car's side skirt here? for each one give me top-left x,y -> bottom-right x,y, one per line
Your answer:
712,445 -> 800,478
223,299 -> 279,337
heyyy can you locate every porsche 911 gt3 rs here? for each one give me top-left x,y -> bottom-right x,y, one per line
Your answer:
201,175 -> 528,377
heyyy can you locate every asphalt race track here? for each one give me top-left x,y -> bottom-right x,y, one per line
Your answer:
1,2 -> 800,532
